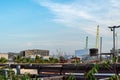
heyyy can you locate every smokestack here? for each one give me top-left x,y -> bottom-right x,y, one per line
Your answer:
96,25 -> 99,48
86,36 -> 88,49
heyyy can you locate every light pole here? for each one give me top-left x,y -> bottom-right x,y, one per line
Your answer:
108,25 -> 120,57
100,37 -> 102,61
108,26 -> 120,78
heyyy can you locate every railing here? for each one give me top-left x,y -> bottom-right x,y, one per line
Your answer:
1,63 -> 120,79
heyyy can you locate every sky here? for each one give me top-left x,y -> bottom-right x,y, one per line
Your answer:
0,0 -> 120,54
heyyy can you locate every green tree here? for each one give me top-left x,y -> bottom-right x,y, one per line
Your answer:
49,57 -> 59,63
67,74 -> 76,80
43,59 -> 49,63
59,56 -> 65,63
0,57 -> 7,63
85,64 -> 99,80
54,58 -> 59,63
22,57 -> 32,63
26,57 -> 32,63
85,56 -> 120,80
21,73 -> 30,80
35,55 -> 40,63
13,55 -> 23,63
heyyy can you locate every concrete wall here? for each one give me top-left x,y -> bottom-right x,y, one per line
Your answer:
12,68 -> 38,74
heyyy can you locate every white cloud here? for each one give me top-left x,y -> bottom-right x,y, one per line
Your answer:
110,0 -> 120,8
34,0 -> 120,52
35,0 -> 120,36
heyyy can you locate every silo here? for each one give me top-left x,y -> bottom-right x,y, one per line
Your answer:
89,48 -> 98,56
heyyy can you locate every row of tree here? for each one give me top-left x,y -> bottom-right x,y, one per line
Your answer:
13,55 -> 65,63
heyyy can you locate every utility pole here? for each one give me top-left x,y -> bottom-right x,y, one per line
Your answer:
100,37 -> 102,61
100,37 -> 102,54
108,25 -> 120,57
108,25 -> 120,78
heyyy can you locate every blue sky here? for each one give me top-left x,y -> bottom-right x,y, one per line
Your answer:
0,0 -> 120,54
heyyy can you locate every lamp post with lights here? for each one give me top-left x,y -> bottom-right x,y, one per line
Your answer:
108,25 -> 120,57
108,25 -> 120,78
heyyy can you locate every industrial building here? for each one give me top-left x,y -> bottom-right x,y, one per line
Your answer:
75,49 -> 89,57
8,52 -> 19,61
20,49 -> 49,57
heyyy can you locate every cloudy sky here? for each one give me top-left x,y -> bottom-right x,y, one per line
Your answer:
0,0 -> 120,54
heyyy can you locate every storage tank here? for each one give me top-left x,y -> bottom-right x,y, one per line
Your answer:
89,48 -> 98,56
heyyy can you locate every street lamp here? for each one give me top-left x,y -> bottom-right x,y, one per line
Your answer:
108,25 -> 120,57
